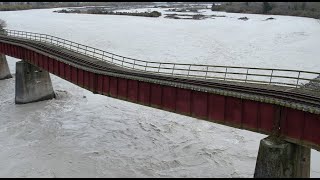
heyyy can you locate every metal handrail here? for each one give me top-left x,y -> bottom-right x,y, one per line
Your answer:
1,29 -> 319,90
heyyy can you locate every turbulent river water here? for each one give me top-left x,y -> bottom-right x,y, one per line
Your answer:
0,7 -> 319,177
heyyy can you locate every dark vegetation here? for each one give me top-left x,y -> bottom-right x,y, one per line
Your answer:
0,19 -> 6,29
54,8 -> 162,18
211,2 -> 320,19
0,19 -> 6,34
0,2 -> 153,11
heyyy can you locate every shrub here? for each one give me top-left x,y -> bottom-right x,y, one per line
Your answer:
0,19 -> 7,29
262,2 -> 272,14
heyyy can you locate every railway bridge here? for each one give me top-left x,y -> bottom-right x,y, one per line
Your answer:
0,29 -> 319,178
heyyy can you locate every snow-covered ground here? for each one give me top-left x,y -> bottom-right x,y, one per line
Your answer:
0,8 -> 319,178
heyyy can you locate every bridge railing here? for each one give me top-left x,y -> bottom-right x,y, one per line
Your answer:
1,29 -> 320,90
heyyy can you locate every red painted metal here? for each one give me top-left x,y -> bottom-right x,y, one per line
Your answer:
34,52 -> 39,67
89,72 -> 95,92
43,55 -> 49,71
97,74 -> 104,94
2,43 -> 6,54
36,52 -> 41,66
15,46 -> 19,59
4,44 -> 8,55
303,113 -> 320,146
11,45 -> 14,57
83,70 -> 89,89
118,78 -> 128,100
208,94 -> 225,123
53,59 -> 59,75
12,46 -> 17,58
5,44 -> 9,55
138,81 -> 150,105
38,54 -> 44,69
150,84 -> 162,108
109,77 -> 118,97
1,42 -> 320,150
281,108 -> 305,140
7,44 -> 11,56
17,47 -> 25,59
127,79 -> 138,103
176,88 -> 191,116
225,96 -> 242,127
2,43 -> 5,54
78,69 -> 84,87
191,91 -> 208,119
17,47 -> 21,59
59,61 -> 65,79
259,103 -> 275,133
102,75 -> 110,96
242,100 -> 259,129
71,66 -> 78,85
162,86 -> 176,112
26,49 -> 31,63
65,64 -> 71,81
48,57 -> 54,73
6,44 -> 11,56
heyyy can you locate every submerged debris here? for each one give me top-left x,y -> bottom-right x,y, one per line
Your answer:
238,17 -> 249,21
164,13 -> 214,20
264,17 -> 275,21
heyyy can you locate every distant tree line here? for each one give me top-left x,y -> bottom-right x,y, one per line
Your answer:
211,2 -> 320,19
55,8 -> 162,18
0,19 -> 6,34
0,18 -> 6,29
0,2 -> 153,11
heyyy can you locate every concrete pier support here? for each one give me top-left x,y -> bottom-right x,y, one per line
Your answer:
15,61 -> 55,104
254,136 -> 310,178
0,54 -> 12,80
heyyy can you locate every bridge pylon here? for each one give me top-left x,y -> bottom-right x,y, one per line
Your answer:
15,61 -> 55,104
0,54 -> 12,80
254,136 -> 310,178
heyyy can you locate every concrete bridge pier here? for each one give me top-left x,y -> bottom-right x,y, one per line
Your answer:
0,54 -> 12,80
15,61 -> 55,104
254,136 -> 310,178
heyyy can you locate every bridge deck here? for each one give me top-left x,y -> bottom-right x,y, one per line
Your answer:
1,34 -> 320,114
0,33 -> 320,151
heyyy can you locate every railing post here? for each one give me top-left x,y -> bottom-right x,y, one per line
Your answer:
245,69 -> 249,82
112,55 -> 114,63
187,64 -> 191,77
205,66 -> 208,79
122,57 -> 124,67
296,71 -> 301,88
158,63 -> 161,72
172,64 -> 176,75
145,62 -> 148,71
269,70 -> 274,84
101,51 -> 105,61
224,67 -> 228,81
133,60 -> 136,69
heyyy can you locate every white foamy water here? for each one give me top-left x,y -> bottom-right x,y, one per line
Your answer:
0,8 -> 319,178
